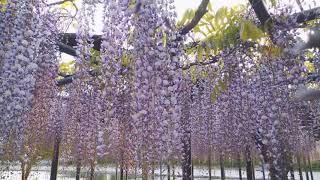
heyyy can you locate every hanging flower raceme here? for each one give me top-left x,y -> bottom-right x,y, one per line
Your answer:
129,0 -> 184,167
205,41 -> 315,179
23,11 -> 60,162
244,57 -> 308,180
98,0 -> 184,170
98,0 -> 136,169
60,0 -> 105,165
0,0 -> 59,156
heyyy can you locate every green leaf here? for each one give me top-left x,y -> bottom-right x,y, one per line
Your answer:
218,79 -> 227,91
304,61 -> 316,73
61,1 -> 73,9
177,9 -> 194,27
305,51 -> 315,59
207,2 -> 213,12
0,0 -> 7,11
211,86 -> 220,103
214,7 -> 228,27
197,46 -> 203,62
121,54 -> 131,67
190,66 -> 198,84
210,91 -> 217,103
90,48 -> 100,58
192,25 -> 201,33
240,20 -> 266,42
0,0 -> 7,5
264,0 -> 277,7
129,0 -> 137,9
59,60 -> 76,75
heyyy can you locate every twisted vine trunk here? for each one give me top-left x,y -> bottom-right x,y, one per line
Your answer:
115,164 -> 118,180
289,157 -> 295,180
256,135 -> 291,180
208,151 -> 212,180
120,163 -> 124,180
152,165 -> 155,180
20,156 -> 36,180
268,160 -> 289,179
173,163 -> 175,180
76,159 -> 81,180
308,156 -> 314,180
134,166 -> 137,180
297,155 -> 304,180
167,163 -> 170,180
125,170 -> 128,180
191,161 -> 194,180
50,135 -> 61,180
267,149 -> 291,180
237,154 -> 242,180
159,162 -> 162,180
303,156 -> 310,180
261,161 -> 266,180
90,160 -> 95,180
142,162 -> 148,180
21,162 -> 25,180
220,154 -> 225,180
252,160 -> 255,180
245,147 -> 253,180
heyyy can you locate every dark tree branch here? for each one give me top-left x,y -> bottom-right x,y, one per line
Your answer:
57,33 -> 102,57
55,1 -> 320,86
57,42 -> 77,56
58,2 -> 320,57
59,33 -> 102,51
56,75 -> 75,86
56,50 -> 230,86
179,0 -> 210,35
248,0 -> 272,25
57,0 -> 210,56
295,0 -> 304,11
249,0 -> 320,26
181,56 -> 219,70
288,6 -> 320,24
248,0 -> 320,54
58,1 -> 210,52
181,48 -> 236,70
47,0 -> 74,6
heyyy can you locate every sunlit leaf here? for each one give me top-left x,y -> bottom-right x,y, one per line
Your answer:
207,2 -> 213,12
61,0 -> 77,9
304,61 -> 316,73
121,54 -> 131,67
0,0 -> 6,5
240,20 -> 267,42
177,9 -> 194,27
0,0 -> 7,11
190,66 -> 198,84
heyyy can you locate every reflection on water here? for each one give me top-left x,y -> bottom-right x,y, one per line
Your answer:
1,165 -> 320,180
